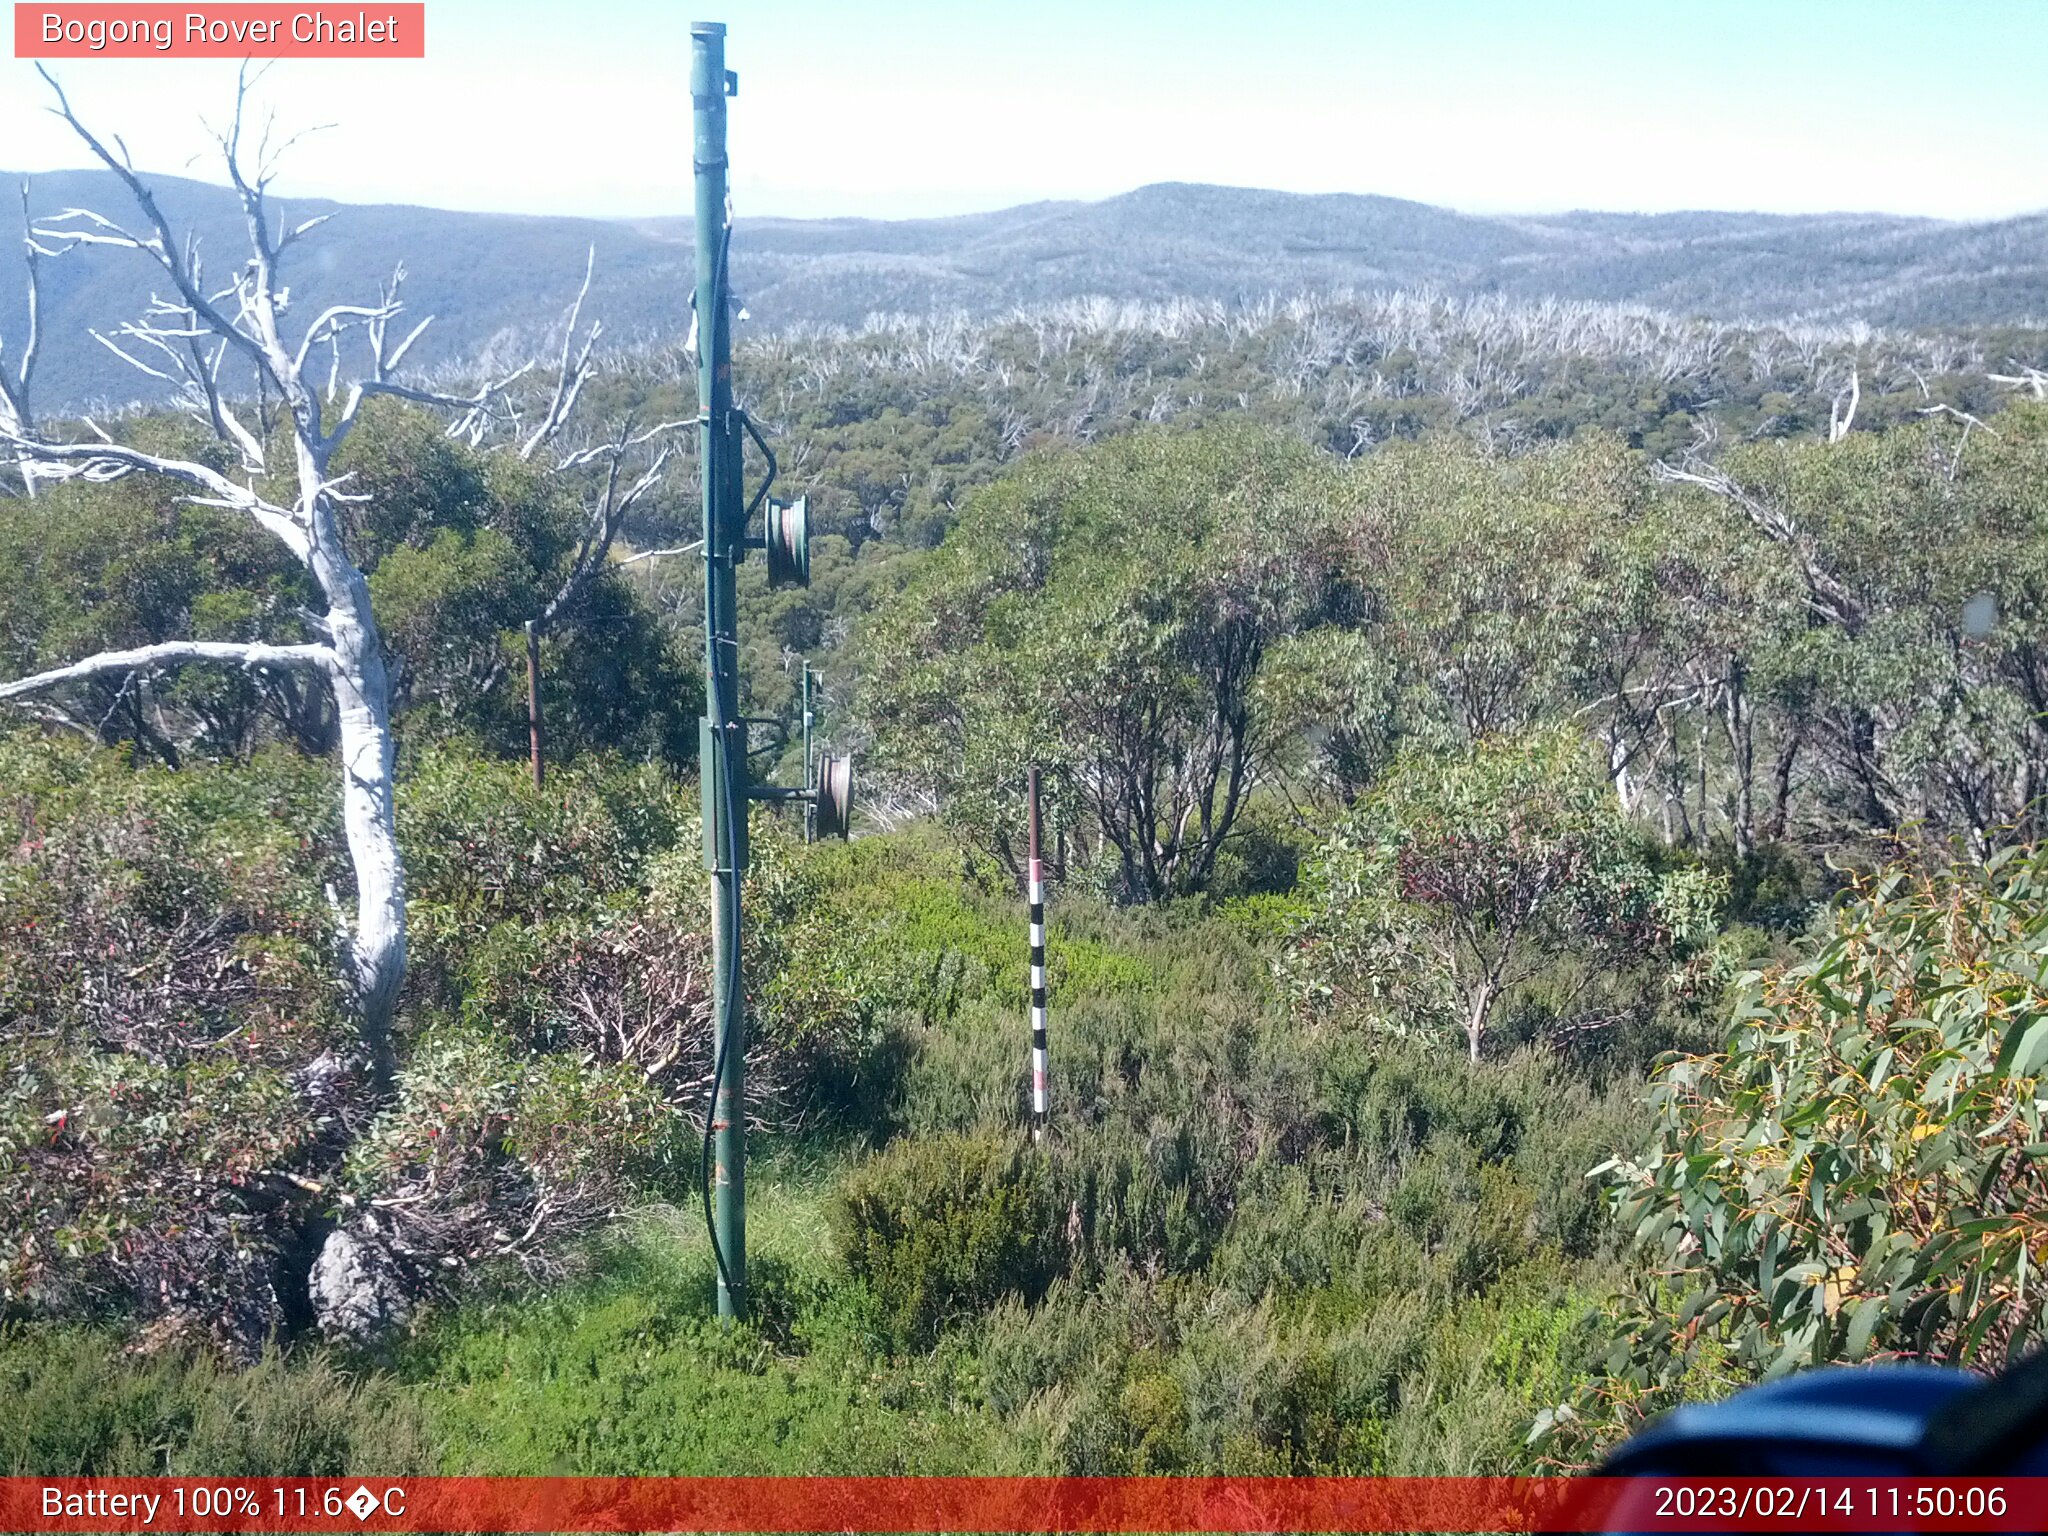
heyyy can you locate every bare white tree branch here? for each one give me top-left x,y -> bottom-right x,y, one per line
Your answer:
518,245 -> 601,461
1654,437 -> 1864,632
1990,365 -> 2048,399
532,415 -> 691,633
0,178 -> 60,494
617,539 -> 703,567
34,64 -> 288,400
1828,365 -> 1860,442
0,640 -> 335,702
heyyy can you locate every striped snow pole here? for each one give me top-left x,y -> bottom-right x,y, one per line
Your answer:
1027,764 -> 1049,1141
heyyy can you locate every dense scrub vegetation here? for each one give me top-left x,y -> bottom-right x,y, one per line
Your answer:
495,293 -> 2040,784
2,775 -> 1636,1473
8,285 -> 2048,1476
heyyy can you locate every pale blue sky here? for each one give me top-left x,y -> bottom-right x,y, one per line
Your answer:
2,0 -> 2042,221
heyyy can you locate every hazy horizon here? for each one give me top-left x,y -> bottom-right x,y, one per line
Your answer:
3,164 -> 2034,230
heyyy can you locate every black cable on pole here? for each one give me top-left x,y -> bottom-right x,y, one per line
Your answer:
699,214 -> 742,1313
700,711 -> 743,1309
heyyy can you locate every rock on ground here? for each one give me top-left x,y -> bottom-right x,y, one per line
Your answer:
308,1222 -> 412,1342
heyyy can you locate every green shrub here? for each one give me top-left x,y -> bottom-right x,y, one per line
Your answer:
892,998 -> 1039,1136
1547,844 -> 2048,1459
423,1285 -> 1005,1475
339,1024 -> 688,1278
831,1132 -> 1057,1350
1047,1121 -> 1237,1282
0,734 -> 350,1348
977,1268 -> 1418,1474
1285,728 -> 1725,1062
1206,1161 -> 1389,1301
400,748 -> 688,927
0,1326 -> 431,1475
735,827 -> 896,1123
799,827 -> 1157,1028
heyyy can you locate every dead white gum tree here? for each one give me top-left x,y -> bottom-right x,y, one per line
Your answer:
0,67 -> 681,1090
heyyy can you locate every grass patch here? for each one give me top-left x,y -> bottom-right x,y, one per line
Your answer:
397,1148 -> 1026,1474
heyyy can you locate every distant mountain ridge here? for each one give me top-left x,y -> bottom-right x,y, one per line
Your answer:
5,172 -> 2044,410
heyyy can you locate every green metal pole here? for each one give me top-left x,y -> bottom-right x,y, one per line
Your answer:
692,18 -> 745,1323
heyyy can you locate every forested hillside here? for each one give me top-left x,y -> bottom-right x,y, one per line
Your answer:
9,169 -> 2048,408
8,161 -> 2048,1482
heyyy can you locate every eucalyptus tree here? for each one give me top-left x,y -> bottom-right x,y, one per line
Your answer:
1659,407 -> 2048,843
1358,434 -> 1677,791
859,424 -> 1363,898
1287,728 -> 1723,1063
1547,845 -> 2048,1460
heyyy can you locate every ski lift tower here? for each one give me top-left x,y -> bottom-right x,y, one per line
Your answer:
691,21 -> 853,1324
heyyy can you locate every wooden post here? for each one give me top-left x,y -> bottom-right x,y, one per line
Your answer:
525,619 -> 545,790
1027,764 -> 1048,1140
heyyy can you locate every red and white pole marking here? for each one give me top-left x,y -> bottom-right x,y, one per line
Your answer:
1027,764 -> 1048,1140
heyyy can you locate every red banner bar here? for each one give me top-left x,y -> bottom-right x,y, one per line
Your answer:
14,5 -> 425,58
1,1476 -> 2044,1533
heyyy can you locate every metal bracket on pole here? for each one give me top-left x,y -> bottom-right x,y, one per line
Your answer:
739,412 -> 777,526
